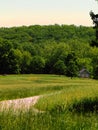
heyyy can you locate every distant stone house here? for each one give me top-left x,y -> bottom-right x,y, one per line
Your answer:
79,68 -> 90,78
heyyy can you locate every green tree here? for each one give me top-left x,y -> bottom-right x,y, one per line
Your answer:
65,52 -> 79,77
20,42 -> 37,56
0,39 -> 13,74
93,65 -> 98,79
0,39 -> 22,74
78,58 -> 93,70
21,51 -> 32,73
53,60 -> 66,75
8,49 -> 22,74
45,43 -> 70,74
30,56 -> 45,74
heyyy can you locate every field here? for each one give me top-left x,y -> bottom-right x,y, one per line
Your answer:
0,74 -> 98,130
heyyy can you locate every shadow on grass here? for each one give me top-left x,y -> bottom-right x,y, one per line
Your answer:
69,97 -> 98,114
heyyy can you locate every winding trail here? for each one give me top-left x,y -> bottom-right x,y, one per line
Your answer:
0,92 -> 63,112
0,95 -> 41,112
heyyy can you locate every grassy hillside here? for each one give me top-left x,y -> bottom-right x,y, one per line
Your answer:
0,74 -> 98,129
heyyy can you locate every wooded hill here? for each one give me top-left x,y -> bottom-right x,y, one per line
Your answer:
0,24 -> 98,78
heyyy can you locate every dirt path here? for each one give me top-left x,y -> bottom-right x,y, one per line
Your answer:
0,95 -> 41,112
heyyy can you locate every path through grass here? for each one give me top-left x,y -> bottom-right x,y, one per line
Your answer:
0,74 -> 98,130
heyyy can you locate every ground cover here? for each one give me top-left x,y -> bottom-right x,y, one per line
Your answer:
0,74 -> 98,130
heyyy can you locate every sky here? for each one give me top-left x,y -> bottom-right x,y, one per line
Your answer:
0,0 -> 98,27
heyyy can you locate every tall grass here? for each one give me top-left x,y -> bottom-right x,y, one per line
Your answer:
0,74 -> 67,100
0,74 -> 98,129
0,106 -> 98,130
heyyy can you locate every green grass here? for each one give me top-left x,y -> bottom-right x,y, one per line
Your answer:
0,74 -> 98,129
0,74 -> 67,100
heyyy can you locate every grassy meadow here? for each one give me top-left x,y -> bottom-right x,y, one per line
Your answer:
0,74 -> 98,130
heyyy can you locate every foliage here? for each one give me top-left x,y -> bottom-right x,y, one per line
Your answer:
30,56 -> 45,74
65,52 -> 79,77
20,51 -> 32,73
53,60 -> 66,75
0,24 -> 97,78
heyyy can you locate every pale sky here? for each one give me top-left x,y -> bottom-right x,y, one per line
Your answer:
0,0 -> 98,27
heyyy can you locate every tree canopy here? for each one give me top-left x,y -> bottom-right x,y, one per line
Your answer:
0,24 -> 97,78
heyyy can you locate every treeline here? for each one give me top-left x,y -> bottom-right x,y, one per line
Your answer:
0,24 -> 98,78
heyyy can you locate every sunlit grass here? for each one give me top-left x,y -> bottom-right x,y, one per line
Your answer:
35,80 -> 98,111
0,74 -> 98,129
0,74 -> 68,100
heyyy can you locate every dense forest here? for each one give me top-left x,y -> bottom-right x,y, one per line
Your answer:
0,24 -> 98,78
